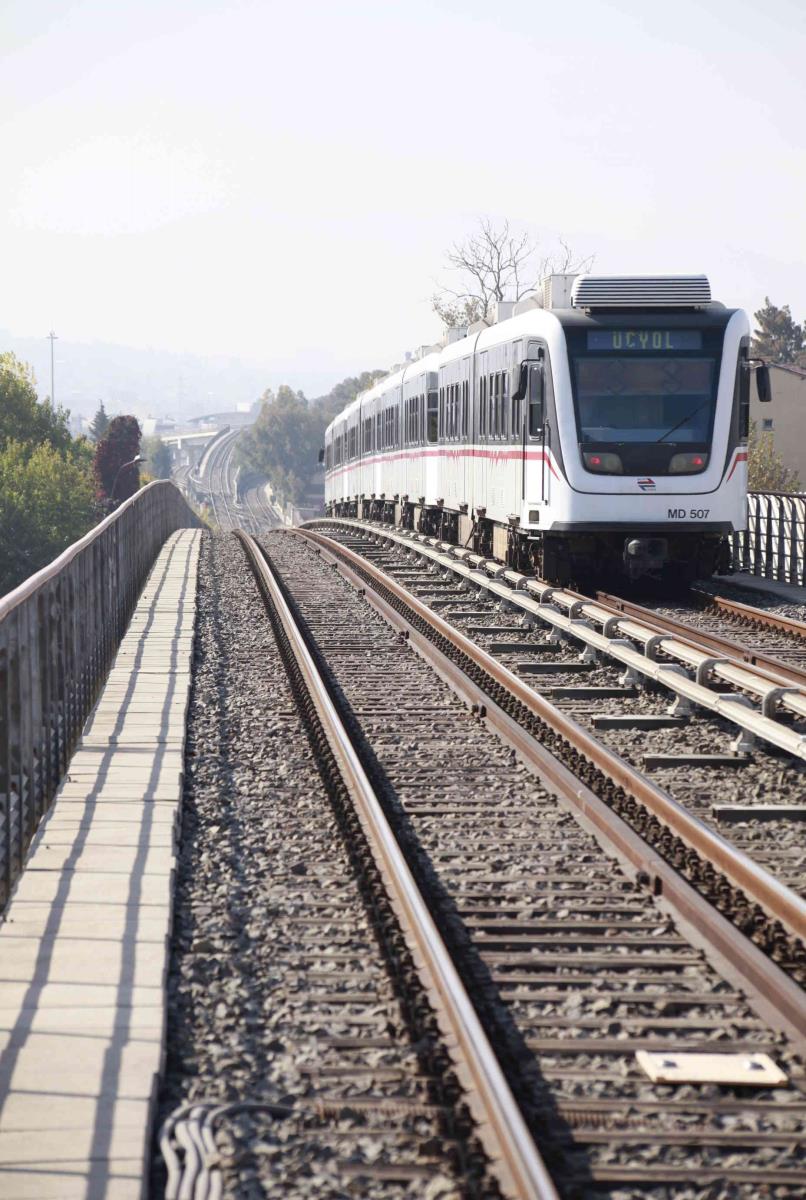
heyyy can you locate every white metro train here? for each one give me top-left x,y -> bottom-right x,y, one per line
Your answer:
324,275 -> 770,585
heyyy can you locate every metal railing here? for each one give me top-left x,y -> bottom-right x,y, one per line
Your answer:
733,492 -> 806,587
0,481 -> 201,908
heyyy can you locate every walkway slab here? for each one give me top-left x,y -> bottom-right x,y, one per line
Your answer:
0,528 -> 201,1200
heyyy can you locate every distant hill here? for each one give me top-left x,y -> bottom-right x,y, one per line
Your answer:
0,330 -> 346,425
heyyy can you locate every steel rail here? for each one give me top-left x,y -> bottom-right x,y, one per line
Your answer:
690,588 -> 806,639
313,519 -> 806,759
294,525 -> 806,1046
236,530 -> 558,1200
595,591 -> 806,685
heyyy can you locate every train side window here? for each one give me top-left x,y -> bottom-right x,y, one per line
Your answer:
427,390 -> 438,443
527,364 -> 545,438
502,372 -> 509,440
462,381 -> 468,438
479,377 -> 486,439
512,374 -> 521,438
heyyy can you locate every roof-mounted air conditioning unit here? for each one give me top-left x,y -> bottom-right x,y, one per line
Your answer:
488,300 -> 514,324
542,274 -> 578,309
571,275 -> 712,310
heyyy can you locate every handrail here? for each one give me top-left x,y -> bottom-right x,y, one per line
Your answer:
0,481 -> 180,618
0,481 -> 201,909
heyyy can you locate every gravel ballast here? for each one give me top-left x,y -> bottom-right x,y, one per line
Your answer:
257,529 -> 806,1199
153,532 -> 466,1200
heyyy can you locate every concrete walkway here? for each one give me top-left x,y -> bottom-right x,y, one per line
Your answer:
713,571 -> 806,607
0,529 -> 201,1199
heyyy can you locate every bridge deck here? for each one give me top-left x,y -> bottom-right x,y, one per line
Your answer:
0,529 -> 201,1199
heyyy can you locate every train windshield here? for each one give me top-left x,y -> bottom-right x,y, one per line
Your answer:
572,358 -> 717,444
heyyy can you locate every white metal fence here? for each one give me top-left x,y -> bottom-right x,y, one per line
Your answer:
733,492 -> 806,587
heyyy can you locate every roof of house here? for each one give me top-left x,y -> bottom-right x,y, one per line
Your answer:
770,361 -> 806,379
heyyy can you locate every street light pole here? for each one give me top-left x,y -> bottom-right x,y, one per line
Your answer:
109,455 -> 146,508
47,330 -> 58,405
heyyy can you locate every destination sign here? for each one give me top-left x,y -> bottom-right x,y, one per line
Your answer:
587,330 -> 703,352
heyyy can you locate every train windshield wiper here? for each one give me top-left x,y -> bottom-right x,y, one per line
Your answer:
655,400 -> 709,443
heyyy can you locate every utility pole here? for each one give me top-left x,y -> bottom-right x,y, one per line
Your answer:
47,330 -> 58,405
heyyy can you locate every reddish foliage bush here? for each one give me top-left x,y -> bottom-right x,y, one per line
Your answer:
93,415 -> 142,502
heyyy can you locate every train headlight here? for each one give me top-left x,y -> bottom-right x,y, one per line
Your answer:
583,451 -> 623,474
668,451 -> 709,473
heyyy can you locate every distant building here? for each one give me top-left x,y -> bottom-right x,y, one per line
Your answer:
750,363 -> 806,484
142,416 -> 178,437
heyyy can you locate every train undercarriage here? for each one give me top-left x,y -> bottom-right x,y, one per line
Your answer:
327,497 -> 732,588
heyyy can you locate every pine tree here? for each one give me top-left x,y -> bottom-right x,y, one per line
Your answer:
89,401 -> 110,443
751,298 -> 805,363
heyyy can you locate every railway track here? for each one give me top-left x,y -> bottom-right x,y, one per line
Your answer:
692,586 -> 806,638
231,527 -> 806,1196
204,429 -> 241,530
241,479 -> 280,533
237,530 -> 555,1198
301,519 -> 806,956
158,532 -> 548,1199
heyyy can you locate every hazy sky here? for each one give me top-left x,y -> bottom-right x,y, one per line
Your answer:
2,0 -> 804,388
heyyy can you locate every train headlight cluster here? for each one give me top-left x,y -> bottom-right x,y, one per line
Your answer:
669,452 -> 709,473
583,451 -> 623,474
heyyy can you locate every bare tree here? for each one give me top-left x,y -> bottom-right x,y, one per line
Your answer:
432,218 -> 594,329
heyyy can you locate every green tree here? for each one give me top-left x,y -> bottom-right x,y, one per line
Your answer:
141,435 -> 173,479
312,370 -> 386,424
238,373 -> 388,506
751,298 -> 805,364
0,352 -> 72,454
747,420 -> 801,492
0,439 -> 97,593
89,401 -> 110,442
238,386 -> 321,506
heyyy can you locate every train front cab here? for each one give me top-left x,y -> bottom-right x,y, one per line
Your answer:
517,305 -> 753,585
